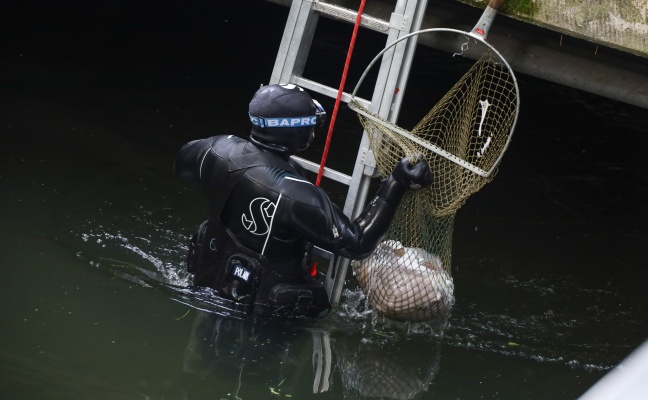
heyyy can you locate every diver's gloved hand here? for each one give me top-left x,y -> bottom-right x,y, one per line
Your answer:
391,156 -> 433,190
344,155 -> 433,258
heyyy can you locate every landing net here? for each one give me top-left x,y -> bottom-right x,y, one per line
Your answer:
350,30 -> 519,322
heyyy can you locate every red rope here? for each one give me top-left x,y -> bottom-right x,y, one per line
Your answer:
315,0 -> 367,187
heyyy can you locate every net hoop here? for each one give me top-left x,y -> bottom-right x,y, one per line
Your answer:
348,27 -> 520,178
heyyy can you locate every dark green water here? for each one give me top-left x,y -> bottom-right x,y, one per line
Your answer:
2,1 -> 647,399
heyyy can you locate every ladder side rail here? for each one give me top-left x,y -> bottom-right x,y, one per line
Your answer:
339,0 -> 421,216
270,0 -> 320,85
325,133 -> 375,303
329,0 -> 430,306
367,0 -> 427,121
340,0 -> 428,216
386,0 -> 429,121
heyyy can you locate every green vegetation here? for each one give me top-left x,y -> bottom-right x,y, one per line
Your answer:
502,0 -> 537,18
460,0 -> 537,19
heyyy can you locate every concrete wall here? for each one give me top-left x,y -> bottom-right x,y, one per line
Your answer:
458,0 -> 648,58
265,0 -> 648,108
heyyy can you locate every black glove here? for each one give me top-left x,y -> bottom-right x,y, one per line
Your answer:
341,156 -> 433,258
391,156 -> 433,190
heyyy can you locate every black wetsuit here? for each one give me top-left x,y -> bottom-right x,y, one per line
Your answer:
175,134 -> 410,317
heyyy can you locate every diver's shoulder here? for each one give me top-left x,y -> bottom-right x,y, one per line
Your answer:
277,172 -> 325,207
245,165 -> 310,187
211,134 -> 245,147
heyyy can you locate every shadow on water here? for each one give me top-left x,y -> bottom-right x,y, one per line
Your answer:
2,0 -> 648,399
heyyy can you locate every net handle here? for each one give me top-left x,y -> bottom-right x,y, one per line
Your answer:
489,0 -> 505,10
471,0 -> 505,39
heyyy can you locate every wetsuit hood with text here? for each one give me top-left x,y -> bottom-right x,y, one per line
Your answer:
248,83 -> 326,157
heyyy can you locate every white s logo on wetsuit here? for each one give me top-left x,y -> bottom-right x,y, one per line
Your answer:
241,197 -> 277,235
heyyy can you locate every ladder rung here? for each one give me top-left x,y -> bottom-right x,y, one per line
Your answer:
313,1 -> 390,32
290,155 -> 352,186
291,76 -> 371,109
312,246 -> 333,258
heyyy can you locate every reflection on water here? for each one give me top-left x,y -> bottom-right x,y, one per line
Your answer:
333,330 -> 441,399
179,310 -> 443,400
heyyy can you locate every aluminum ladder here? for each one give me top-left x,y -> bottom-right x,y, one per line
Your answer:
268,0 -> 429,305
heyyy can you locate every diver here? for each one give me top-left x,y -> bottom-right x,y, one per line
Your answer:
174,83 -> 433,318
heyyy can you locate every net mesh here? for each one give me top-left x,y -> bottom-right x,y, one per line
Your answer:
351,48 -> 518,322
